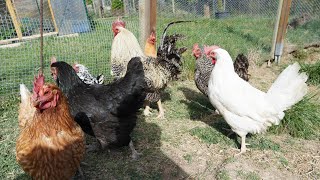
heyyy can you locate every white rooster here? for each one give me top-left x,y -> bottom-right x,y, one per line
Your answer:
207,47 -> 308,155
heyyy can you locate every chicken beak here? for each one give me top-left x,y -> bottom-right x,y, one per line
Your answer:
32,99 -> 41,107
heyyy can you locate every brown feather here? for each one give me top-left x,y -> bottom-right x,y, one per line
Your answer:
16,84 -> 85,180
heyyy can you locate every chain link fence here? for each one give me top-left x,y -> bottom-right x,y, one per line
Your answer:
1,0 -> 319,99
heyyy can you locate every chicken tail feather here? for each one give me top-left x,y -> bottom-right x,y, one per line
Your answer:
20,84 -> 31,103
267,62 -> 308,112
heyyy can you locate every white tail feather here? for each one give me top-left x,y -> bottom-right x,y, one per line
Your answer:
20,84 -> 31,103
267,62 -> 308,112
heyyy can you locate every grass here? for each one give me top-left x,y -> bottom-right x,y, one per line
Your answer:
269,94 -> 320,139
0,15 -> 320,179
301,61 -> 320,85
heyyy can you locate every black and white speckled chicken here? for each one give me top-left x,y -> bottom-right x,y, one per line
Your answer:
73,63 -> 104,85
111,19 -> 189,119
192,44 -> 250,97
143,32 -> 187,118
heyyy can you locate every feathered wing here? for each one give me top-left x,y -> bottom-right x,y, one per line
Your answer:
233,53 -> 250,81
210,72 -> 277,124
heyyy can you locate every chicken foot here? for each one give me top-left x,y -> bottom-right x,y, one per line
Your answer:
129,140 -> 142,160
235,135 -> 250,156
86,140 -> 100,153
156,100 -> 165,119
143,101 -> 152,116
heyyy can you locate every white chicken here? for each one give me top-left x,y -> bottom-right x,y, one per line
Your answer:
207,48 -> 308,155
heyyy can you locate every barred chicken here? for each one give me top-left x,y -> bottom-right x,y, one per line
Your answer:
73,63 -> 104,85
16,74 -> 85,179
192,44 -> 250,97
111,19 -> 188,119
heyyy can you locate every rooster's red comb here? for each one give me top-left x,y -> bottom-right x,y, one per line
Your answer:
204,45 -> 220,55
112,17 -> 126,29
32,73 -> 45,98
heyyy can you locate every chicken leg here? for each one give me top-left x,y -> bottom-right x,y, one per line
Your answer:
156,100 -> 165,119
129,140 -> 142,160
143,101 -> 152,116
235,135 -> 250,156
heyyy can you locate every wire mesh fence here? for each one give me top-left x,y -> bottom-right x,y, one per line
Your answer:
0,0 -> 319,100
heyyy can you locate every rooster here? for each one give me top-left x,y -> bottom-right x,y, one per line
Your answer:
207,47 -> 308,155
73,63 -> 104,85
111,19 -> 188,118
51,57 -> 146,159
16,74 -> 85,179
193,44 -> 250,97
110,17 -> 144,79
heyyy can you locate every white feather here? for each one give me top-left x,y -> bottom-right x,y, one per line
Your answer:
20,84 -> 31,103
208,48 -> 308,136
110,27 -> 144,76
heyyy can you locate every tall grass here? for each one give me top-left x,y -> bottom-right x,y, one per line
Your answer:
301,61 -> 320,85
269,94 -> 320,139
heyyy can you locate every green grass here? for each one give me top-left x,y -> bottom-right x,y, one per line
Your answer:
0,15 -> 320,179
301,61 -> 320,85
217,170 -> 231,180
269,94 -> 320,140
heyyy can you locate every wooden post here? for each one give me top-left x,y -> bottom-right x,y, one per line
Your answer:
172,0 -> 175,14
5,0 -> 22,40
204,4 -> 210,18
272,0 -> 292,64
123,0 -> 129,16
150,0 -> 157,33
139,0 -> 156,48
47,0 -> 58,32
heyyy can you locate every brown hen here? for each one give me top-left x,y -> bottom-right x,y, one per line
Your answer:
16,74 -> 85,180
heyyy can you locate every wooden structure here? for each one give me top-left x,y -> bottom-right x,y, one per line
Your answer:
271,0 -> 292,64
1,0 -> 58,44
139,0 -> 157,48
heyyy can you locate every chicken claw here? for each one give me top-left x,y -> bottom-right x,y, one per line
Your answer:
129,140 -> 142,160
86,141 -> 100,153
143,105 -> 152,116
234,135 -> 250,156
156,100 -> 165,119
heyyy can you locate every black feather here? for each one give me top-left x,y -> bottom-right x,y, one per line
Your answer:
159,20 -> 193,51
51,57 -> 147,149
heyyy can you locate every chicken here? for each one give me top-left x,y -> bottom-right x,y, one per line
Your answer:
73,63 -> 104,85
144,31 -> 157,58
207,47 -> 308,155
16,74 -> 85,179
111,17 -> 144,79
112,19 -> 188,119
51,57 -> 146,159
192,44 -> 250,97
143,31 -> 161,117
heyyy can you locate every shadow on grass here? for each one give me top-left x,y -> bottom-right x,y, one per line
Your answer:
178,87 -> 239,147
148,91 -> 172,110
80,112 -> 189,179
